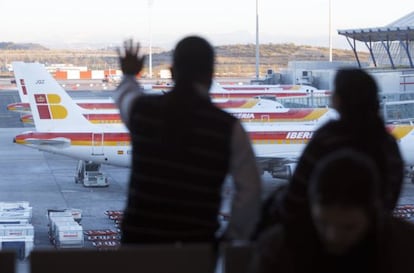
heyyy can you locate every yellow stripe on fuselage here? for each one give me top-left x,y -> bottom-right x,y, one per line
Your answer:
303,109 -> 329,121
241,99 -> 260,108
71,140 -> 130,146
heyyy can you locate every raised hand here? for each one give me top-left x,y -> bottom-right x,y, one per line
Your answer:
117,39 -> 146,76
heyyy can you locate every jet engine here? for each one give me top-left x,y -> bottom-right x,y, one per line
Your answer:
271,163 -> 297,179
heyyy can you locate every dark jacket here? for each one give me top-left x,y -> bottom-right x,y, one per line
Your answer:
283,119 -> 403,224
122,86 -> 237,243
251,118 -> 404,241
249,217 -> 414,273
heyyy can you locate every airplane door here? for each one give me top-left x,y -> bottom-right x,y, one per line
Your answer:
261,115 -> 270,122
92,133 -> 104,155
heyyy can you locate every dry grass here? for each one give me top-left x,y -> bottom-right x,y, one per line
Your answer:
0,43 -> 369,78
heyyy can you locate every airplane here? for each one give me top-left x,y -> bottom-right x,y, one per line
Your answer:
7,77 -> 117,114
18,98 -> 335,126
10,62 -> 316,178
9,62 -> 331,114
10,62 -> 122,126
7,99 -> 118,114
151,81 -> 332,100
19,112 -> 123,125
11,62 -> 337,126
12,62 -> 414,182
8,62 -> 164,115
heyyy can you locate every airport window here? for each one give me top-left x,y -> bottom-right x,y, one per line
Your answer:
4,9 -> 414,266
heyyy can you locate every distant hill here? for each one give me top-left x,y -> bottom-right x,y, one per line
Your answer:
151,43 -> 369,77
0,42 -> 368,77
0,42 -> 49,51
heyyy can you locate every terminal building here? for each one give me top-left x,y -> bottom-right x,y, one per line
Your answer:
258,11 -> 414,122
336,11 -> 414,122
337,11 -> 414,95
272,11 -> 414,93
338,11 -> 414,70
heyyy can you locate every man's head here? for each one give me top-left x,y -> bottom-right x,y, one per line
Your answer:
331,68 -> 380,118
308,148 -> 381,255
171,36 -> 214,88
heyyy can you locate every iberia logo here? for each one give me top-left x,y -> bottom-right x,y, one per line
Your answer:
19,79 -> 28,95
34,94 -> 68,119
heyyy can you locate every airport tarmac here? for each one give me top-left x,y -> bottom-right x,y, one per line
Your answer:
0,127 -> 131,272
2,88 -> 414,272
0,89 -> 282,272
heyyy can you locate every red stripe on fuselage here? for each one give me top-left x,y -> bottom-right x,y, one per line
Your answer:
76,103 -> 117,110
15,132 -> 130,142
249,131 -> 314,140
210,92 -> 312,99
83,113 -> 121,120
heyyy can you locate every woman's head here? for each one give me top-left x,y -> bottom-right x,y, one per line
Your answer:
308,148 -> 381,254
331,68 -> 380,119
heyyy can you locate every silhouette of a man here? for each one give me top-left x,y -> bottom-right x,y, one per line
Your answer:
116,36 -> 261,244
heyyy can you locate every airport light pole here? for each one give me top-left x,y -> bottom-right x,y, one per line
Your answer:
255,0 -> 260,80
148,0 -> 154,79
329,0 -> 333,62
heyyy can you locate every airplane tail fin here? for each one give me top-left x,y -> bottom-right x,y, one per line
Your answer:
11,61 -> 30,103
11,62 -> 99,132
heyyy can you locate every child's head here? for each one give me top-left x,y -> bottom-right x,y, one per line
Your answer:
308,148 -> 381,254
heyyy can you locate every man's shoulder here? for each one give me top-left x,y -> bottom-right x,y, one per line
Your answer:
136,93 -> 163,103
132,94 -> 164,110
213,106 -> 238,121
198,100 -> 238,124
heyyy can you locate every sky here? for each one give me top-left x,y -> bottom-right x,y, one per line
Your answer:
0,0 -> 412,50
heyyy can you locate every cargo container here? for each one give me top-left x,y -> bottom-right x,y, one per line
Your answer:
53,223 -> 84,248
0,224 -> 34,237
48,208 -> 82,223
0,202 -> 32,223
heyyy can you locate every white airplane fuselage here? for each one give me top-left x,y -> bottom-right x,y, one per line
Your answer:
11,62 -> 414,180
14,123 -> 316,168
